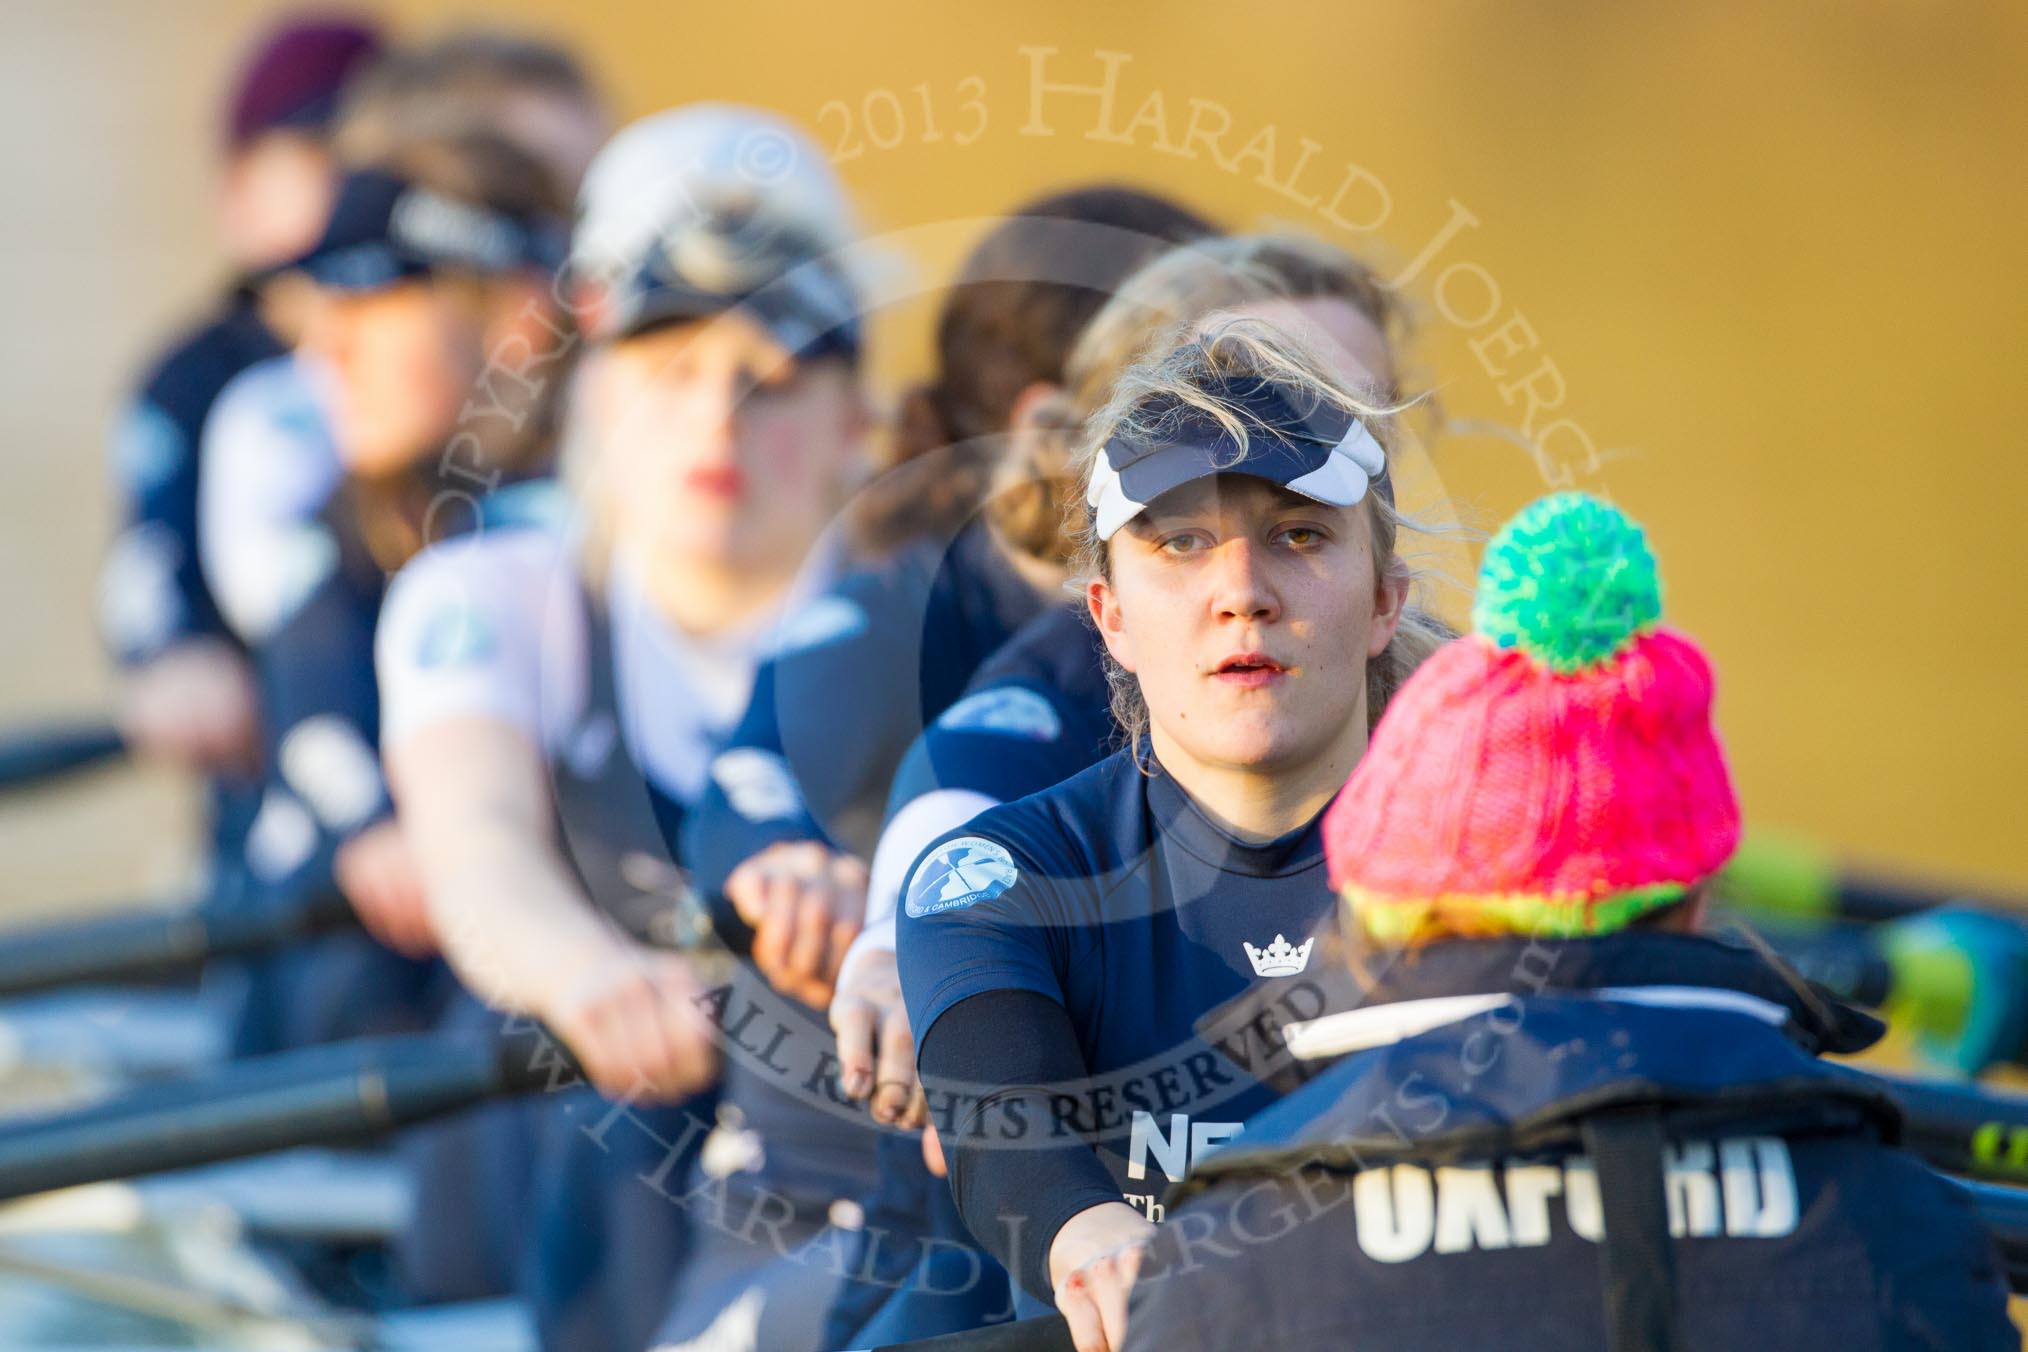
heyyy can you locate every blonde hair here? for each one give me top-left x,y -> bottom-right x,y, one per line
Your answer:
1071,314 -> 1455,761
988,232 -> 1406,565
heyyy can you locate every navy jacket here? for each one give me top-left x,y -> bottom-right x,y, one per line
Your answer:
884,602 -> 1114,819
102,289 -> 281,664
225,481 -> 558,1054
684,522 -> 1048,930
1124,931 -> 2018,1352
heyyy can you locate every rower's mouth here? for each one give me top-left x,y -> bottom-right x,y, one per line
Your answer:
1211,652 -> 1288,686
684,464 -> 748,500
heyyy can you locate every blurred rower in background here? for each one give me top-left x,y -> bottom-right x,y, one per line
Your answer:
188,34 -> 611,1310
100,11 -> 382,893
374,105 -> 880,1351
193,30 -> 608,957
216,130 -> 574,1056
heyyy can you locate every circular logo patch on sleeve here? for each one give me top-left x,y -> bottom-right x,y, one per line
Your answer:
934,687 -> 1062,742
414,603 -> 497,669
767,595 -> 868,658
98,523 -> 185,658
905,837 -> 1021,918
112,401 -> 186,494
278,715 -> 387,833
229,522 -> 340,642
709,748 -> 806,822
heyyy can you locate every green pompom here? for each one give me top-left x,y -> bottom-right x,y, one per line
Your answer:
1472,493 -> 1661,671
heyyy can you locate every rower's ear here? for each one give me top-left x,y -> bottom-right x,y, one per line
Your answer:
1087,573 -> 1136,675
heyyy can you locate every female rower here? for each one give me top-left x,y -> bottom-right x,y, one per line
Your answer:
222,129 -> 572,1054
837,231 -> 1419,1127
100,16 -> 382,894
194,29 -> 610,961
825,232 -> 1437,1348
374,105 -> 878,1350
897,316 -> 1444,1349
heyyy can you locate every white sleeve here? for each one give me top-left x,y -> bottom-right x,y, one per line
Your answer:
837,787 -> 1001,990
198,356 -> 344,644
375,532 -> 583,757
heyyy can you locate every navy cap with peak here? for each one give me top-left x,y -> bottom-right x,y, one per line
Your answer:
1086,376 -> 1388,540
288,169 -> 567,292
577,202 -> 861,359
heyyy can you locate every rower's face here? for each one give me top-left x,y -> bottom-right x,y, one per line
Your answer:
302,279 -> 483,478
1091,475 -> 1402,775
216,130 -> 337,273
591,312 -> 865,571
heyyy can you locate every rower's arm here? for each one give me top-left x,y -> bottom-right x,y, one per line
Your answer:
387,715 -> 717,1100
387,716 -> 625,1014
917,987 -> 1134,1301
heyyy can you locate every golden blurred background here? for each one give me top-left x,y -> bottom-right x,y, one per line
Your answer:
3,0 -> 2025,919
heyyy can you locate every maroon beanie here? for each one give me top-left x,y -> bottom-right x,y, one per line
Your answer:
224,14 -> 384,149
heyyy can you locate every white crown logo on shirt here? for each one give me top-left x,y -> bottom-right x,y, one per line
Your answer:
1243,934 -> 1314,978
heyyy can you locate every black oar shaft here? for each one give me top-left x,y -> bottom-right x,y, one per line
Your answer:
0,888 -> 354,998
1828,872 -> 2028,924
0,721 -> 123,793
1832,877 -> 1935,924
0,863 -> 700,999
0,1023 -> 576,1201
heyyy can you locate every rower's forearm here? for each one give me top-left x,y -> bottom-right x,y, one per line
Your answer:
389,724 -> 634,1017
423,826 -> 630,1016
919,987 -> 1127,1299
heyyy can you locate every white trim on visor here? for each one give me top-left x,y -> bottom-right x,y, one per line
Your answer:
1086,420 -> 1387,542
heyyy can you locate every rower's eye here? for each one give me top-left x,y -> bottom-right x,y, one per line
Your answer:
1274,525 -> 1326,549
1156,531 -> 1211,556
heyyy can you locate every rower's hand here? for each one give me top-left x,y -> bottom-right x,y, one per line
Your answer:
546,944 -> 719,1102
829,945 -> 925,1126
725,841 -> 867,1008
116,639 -> 260,776
1050,1202 -> 1153,1352
336,819 -> 437,957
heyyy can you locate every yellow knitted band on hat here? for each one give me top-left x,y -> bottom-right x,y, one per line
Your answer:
1342,881 -> 1690,945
